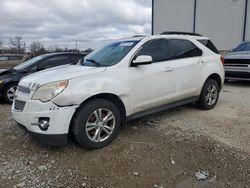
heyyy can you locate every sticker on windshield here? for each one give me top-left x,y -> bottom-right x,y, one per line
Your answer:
118,42 -> 134,47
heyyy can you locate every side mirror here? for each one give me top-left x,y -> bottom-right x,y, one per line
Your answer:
132,55 -> 153,66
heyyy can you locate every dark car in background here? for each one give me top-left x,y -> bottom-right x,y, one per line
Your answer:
0,52 -> 85,103
224,41 -> 250,81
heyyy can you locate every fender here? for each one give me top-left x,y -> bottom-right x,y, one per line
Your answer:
52,74 -> 133,115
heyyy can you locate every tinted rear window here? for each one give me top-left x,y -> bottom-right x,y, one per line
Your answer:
70,54 -> 85,63
198,39 -> 219,54
170,39 -> 202,59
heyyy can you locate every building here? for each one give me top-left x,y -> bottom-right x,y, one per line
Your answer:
152,0 -> 250,50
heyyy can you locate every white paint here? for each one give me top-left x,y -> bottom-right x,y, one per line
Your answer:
12,34 -> 224,137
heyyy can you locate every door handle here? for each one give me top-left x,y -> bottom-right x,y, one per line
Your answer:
165,67 -> 174,72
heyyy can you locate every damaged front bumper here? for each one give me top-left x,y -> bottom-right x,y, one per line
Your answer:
12,99 -> 78,146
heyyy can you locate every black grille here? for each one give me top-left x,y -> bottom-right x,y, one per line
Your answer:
18,85 -> 30,94
224,59 -> 250,65
14,100 -> 26,111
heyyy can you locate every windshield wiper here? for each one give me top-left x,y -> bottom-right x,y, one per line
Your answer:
85,59 -> 101,67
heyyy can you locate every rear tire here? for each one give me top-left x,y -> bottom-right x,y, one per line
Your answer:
72,99 -> 121,149
197,78 -> 220,110
3,83 -> 18,104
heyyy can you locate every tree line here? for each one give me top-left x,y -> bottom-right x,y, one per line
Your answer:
0,36 -> 93,57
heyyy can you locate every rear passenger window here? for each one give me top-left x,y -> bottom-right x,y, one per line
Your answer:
136,39 -> 170,63
198,39 -> 219,54
170,39 -> 202,59
70,55 -> 85,64
39,55 -> 70,69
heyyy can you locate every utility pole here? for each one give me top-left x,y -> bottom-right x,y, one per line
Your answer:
23,41 -> 26,53
75,40 -> 78,51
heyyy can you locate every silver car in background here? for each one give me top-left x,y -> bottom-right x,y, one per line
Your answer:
224,41 -> 250,81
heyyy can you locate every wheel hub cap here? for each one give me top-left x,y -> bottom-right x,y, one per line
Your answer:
85,108 -> 115,143
205,84 -> 218,106
7,86 -> 18,101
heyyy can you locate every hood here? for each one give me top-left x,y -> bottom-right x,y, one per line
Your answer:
20,65 -> 106,87
0,69 -> 8,74
0,68 -> 19,79
224,51 -> 250,59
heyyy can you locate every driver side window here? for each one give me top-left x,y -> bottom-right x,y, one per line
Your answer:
136,39 -> 171,63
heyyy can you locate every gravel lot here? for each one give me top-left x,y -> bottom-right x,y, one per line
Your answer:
0,82 -> 249,188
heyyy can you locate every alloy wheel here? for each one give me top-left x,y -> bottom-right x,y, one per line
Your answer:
7,86 -> 17,102
205,84 -> 218,106
85,108 -> 115,143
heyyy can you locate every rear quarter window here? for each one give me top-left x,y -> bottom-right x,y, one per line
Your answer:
70,54 -> 85,63
198,39 -> 219,54
170,39 -> 202,60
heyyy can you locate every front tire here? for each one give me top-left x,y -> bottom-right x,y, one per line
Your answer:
72,99 -> 121,149
197,78 -> 220,110
3,83 -> 18,104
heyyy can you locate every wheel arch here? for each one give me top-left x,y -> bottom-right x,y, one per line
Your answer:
69,93 -> 127,133
206,73 -> 223,91
2,81 -> 19,91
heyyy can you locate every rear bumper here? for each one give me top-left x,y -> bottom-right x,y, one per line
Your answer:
224,66 -> 250,80
225,71 -> 250,80
16,122 -> 68,146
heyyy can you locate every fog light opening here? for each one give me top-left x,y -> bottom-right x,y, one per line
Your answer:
38,117 -> 50,131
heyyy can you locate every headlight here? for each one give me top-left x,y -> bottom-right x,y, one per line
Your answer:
32,80 -> 68,102
0,80 -> 3,85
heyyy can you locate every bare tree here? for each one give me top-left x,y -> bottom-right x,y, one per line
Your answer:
30,41 -> 46,56
9,36 -> 25,54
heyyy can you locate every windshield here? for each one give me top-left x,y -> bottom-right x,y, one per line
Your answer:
82,41 -> 139,67
14,55 -> 46,70
233,42 -> 250,52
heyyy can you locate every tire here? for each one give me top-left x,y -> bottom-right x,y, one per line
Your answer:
3,83 -> 18,104
197,78 -> 220,110
72,98 -> 121,149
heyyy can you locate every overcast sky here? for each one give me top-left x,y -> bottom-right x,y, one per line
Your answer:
0,0 -> 152,50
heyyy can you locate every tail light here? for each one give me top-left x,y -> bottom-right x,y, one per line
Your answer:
220,55 -> 224,65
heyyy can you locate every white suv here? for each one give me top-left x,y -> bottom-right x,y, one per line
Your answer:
12,33 -> 224,149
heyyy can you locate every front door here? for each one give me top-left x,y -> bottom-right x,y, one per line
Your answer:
128,39 -> 176,113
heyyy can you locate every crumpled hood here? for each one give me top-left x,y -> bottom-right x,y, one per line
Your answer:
20,65 -> 106,87
224,51 -> 250,59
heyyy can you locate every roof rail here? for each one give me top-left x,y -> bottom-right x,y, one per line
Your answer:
132,35 -> 147,38
161,31 -> 202,36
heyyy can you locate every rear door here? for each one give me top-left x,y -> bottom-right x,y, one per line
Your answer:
170,39 -> 203,100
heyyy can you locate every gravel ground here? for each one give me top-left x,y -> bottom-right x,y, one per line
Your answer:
0,82 -> 249,188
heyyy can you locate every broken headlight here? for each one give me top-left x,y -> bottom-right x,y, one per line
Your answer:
32,80 -> 68,102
